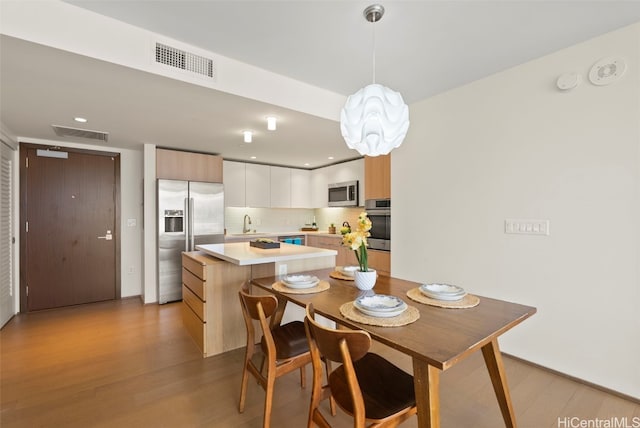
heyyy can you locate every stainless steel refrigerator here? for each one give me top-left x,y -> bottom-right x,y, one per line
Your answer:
157,179 -> 224,304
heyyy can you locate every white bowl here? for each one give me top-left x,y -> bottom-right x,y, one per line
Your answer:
339,266 -> 359,277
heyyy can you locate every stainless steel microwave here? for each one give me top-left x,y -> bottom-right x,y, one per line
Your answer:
328,180 -> 359,207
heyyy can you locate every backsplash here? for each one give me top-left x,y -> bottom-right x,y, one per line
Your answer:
225,207 -> 363,234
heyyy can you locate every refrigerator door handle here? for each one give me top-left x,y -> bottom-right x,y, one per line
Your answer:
189,197 -> 195,251
184,197 -> 189,252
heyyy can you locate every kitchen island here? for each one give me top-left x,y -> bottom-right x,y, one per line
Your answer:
181,242 -> 336,357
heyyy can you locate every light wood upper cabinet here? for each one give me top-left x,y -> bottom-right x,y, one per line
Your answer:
364,154 -> 390,200
156,148 -> 222,182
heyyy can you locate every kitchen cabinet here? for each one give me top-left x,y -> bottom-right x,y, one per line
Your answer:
224,160 -> 314,208
242,163 -> 269,207
307,235 -> 389,276
364,154 -> 390,200
156,148 -> 222,182
181,251 -> 249,357
270,166 -> 291,208
223,160 -> 246,207
306,234 -> 357,267
291,169 -> 311,208
367,249 -> 390,277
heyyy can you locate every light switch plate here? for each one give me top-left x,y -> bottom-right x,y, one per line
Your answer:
127,218 -> 137,227
505,219 -> 550,236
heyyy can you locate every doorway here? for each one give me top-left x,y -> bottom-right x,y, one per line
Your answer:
20,144 -> 120,312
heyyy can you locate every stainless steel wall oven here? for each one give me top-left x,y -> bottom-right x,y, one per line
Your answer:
365,198 -> 390,251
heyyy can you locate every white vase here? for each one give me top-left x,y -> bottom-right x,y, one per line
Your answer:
354,269 -> 377,291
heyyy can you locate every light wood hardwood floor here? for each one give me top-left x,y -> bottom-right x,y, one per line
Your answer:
1,299 -> 638,427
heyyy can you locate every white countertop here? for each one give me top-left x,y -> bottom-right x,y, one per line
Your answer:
196,242 -> 337,266
224,231 -> 341,241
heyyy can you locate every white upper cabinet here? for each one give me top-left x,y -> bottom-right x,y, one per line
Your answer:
223,160 -> 246,207
223,159 -> 363,208
270,166 -> 291,208
311,158 -> 364,207
245,163 -> 270,207
291,169 -> 311,208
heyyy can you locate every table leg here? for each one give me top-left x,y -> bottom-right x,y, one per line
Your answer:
481,339 -> 517,428
412,358 -> 440,428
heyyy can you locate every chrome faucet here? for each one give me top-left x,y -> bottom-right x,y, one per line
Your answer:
243,214 -> 252,233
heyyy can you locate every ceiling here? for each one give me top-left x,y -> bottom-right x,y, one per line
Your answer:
2,1 -> 640,169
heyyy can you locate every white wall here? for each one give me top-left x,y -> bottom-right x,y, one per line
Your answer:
392,23 -> 639,398
0,0 -> 344,122
19,138 -> 144,299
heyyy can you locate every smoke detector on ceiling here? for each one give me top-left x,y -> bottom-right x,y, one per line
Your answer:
589,57 -> 626,86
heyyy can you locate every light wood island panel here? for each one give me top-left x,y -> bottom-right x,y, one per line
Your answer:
182,251 -> 250,357
182,243 -> 337,358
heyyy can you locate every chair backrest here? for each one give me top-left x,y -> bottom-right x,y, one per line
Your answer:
304,303 -> 371,364
238,286 -> 279,353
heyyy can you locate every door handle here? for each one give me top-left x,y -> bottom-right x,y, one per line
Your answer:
97,230 -> 113,240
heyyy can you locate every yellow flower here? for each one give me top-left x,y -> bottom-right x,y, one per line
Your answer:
342,212 -> 372,271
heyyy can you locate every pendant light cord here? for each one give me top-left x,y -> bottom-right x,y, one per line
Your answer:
372,14 -> 376,84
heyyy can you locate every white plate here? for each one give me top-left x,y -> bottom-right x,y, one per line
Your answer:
419,283 -> 466,301
355,305 -> 407,318
282,278 -> 320,289
354,294 -> 407,312
339,265 -> 359,277
283,274 -> 318,285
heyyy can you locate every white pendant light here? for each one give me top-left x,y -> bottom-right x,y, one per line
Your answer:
340,4 -> 409,157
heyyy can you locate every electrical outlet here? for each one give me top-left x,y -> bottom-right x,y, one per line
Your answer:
127,218 -> 137,227
127,266 -> 135,274
505,219 -> 550,236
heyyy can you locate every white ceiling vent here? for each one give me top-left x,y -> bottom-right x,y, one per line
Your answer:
51,125 -> 109,142
155,42 -> 214,79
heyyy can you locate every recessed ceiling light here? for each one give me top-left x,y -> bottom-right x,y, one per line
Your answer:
304,163 -> 310,166
250,156 -> 256,159
74,117 -> 87,123
328,156 -> 334,160
243,131 -> 253,143
266,116 -> 277,131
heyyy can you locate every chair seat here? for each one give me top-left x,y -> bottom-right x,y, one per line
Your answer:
261,320 -> 309,360
329,352 -> 416,421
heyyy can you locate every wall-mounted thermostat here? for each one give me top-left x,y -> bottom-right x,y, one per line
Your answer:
589,57 -> 626,86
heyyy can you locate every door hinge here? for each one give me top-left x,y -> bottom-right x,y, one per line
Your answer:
26,285 -> 28,296
25,221 -> 29,233
25,157 -> 29,168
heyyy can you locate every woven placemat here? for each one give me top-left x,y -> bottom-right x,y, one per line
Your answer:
329,270 -> 354,281
272,280 -> 330,295
339,302 -> 420,327
406,288 -> 480,309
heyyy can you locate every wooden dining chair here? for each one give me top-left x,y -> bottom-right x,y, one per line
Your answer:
304,303 -> 417,428
238,283 -> 312,428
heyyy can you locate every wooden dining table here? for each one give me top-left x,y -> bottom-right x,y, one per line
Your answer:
250,268 -> 536,428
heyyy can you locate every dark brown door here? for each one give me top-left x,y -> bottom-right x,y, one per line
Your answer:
23,147 -> 117,311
